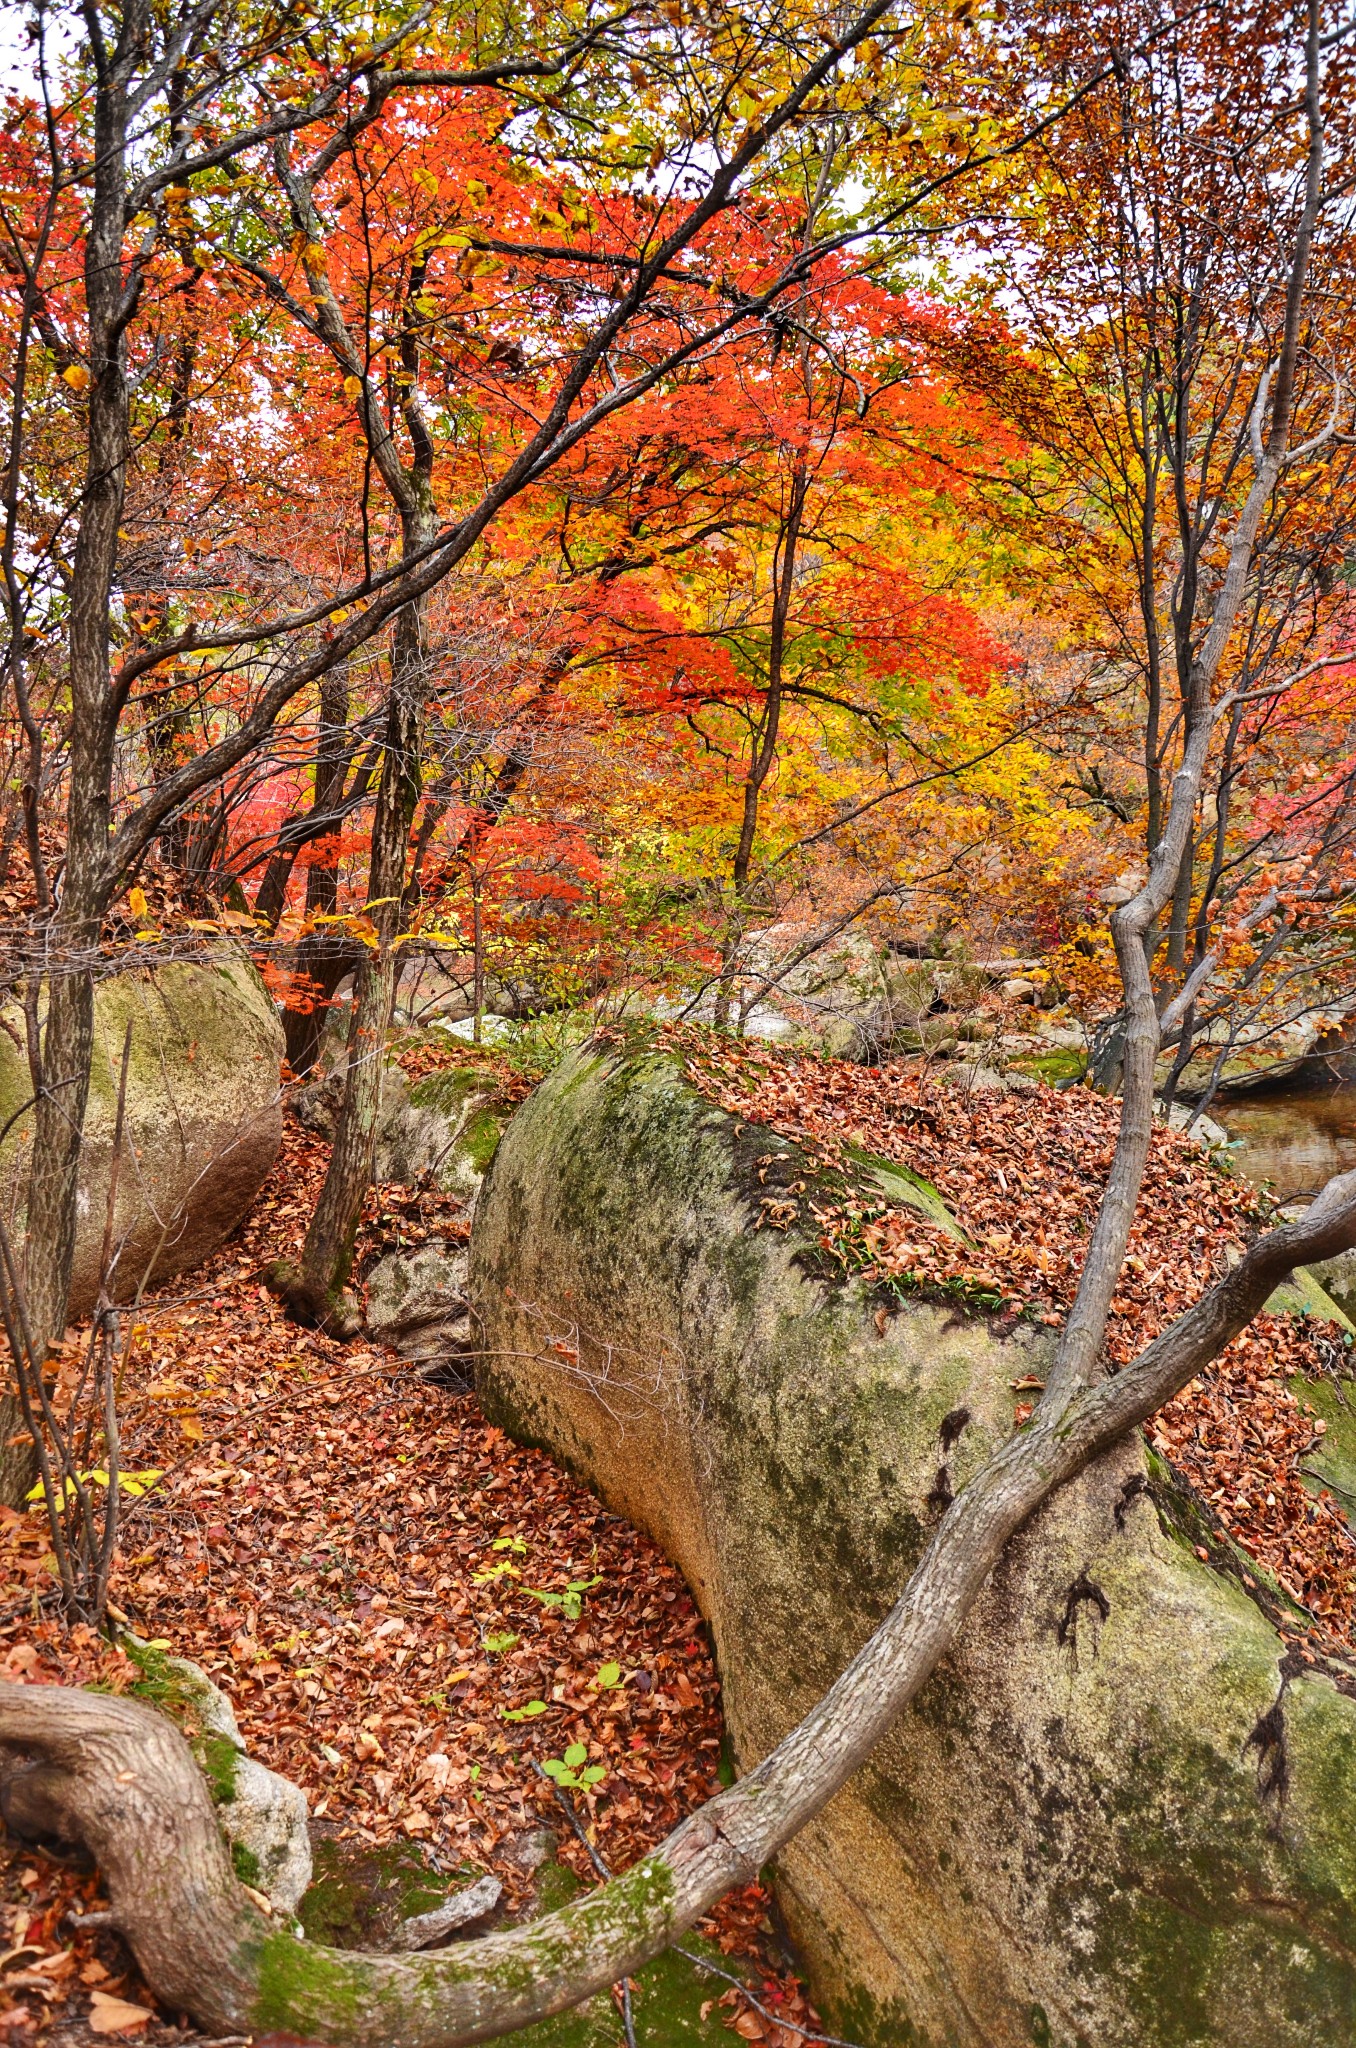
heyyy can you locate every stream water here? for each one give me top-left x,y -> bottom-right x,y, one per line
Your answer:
1213,1083 -> 1356,1201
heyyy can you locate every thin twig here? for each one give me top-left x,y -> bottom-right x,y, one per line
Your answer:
533,1768 -> 636,2048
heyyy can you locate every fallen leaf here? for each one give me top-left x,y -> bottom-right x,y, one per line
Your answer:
87,1992 -> 153,2034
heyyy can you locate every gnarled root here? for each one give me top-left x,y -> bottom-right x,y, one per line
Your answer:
0,1686 -> 262,2028
0,1681 -> 730,2047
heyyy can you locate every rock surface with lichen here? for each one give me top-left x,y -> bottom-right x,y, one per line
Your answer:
470,1043 -> 1356,2048
0,951 -> 282,1316
298,1040 -> 507,1201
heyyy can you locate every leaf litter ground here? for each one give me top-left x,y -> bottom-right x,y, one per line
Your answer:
0,1087 -> 818,2046
4,1034 -> 1356,2045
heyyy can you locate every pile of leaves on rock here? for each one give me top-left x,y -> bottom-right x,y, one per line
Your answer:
675,1030 -> 1356,1657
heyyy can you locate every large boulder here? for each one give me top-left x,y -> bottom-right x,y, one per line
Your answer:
471,1046 -> 1356,2048
0,953 -> 282,1317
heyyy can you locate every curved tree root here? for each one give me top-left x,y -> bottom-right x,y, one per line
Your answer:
6,1176 -> 1356,2047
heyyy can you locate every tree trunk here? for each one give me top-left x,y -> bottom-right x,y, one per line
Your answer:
290,503 -> 433,1324
713,470 -> 805,1033
256,661 -> 353,934
5,9 -> 139,1502
277,952 -> 392,1333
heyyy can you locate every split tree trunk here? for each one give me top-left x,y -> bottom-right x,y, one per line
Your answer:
288,501 -> 434,1327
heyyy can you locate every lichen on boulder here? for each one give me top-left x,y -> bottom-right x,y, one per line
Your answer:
470,1044 -> 1356,2048
365,1242 -> 471,1363
0,951 -> 283,1315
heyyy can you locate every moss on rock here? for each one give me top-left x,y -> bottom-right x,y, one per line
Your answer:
471,1044 -> 1356,2048
0,950 -> 282,1313
298,1834 -> 478,1949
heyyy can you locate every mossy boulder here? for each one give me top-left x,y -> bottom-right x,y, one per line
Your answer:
0,952 -> 282,1316
298,1042 -> 507,1202
470,1046 -> 1356,2048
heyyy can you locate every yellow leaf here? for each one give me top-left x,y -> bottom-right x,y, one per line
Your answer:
128,886 -> 148,918
62,362 -> 91,392
343,375 -> 363,399
178,1414 -> 204,1442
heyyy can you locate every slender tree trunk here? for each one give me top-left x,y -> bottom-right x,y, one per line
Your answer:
8,9 -> 139,1501
290,501 -> 434,1325
714,469 -> 806,1033
255,660 -> 352,932
471,878 -> 485,1043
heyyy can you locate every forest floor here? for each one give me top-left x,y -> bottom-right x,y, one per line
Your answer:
4,1034 -> 1356,2046
0,1076 -> 822,2048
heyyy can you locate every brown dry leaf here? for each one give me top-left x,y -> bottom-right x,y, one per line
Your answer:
86,1991 -> 153,2034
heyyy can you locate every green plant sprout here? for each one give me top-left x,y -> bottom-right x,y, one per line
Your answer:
542,1742 -> 606,1790
524,1575 -> 602,1620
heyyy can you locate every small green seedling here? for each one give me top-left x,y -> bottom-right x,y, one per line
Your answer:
525,1575 -> 602,1620
502,1698 -> 549,1722
591,1661 -> 623,1690
484,1631 -> 519,1654
542,1742 -> 606,1790
472,1560 -> 521,1586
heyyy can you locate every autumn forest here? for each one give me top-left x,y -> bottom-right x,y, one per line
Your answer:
4,1 -> 1356,2045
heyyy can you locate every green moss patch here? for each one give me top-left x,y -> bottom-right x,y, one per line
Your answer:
1007,1047 -> 1087,1086
459,1105 -> 505,1174
298,1830 -> 481,1949
407,1066 -> 489,1117
120,1638 -> 241,1804
1295,1374 -> 1356,1536
1269,1268 -> 1356,1332
843,1143 -> 970,1245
